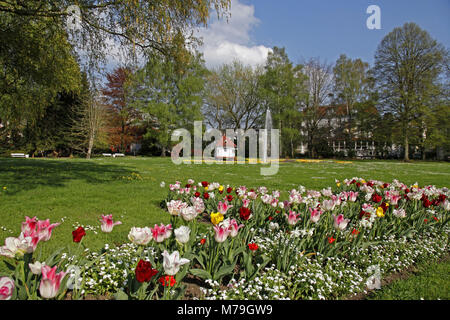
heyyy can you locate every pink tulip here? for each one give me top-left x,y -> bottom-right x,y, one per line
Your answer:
285,210 -> 300,225
21,216 -> 37,234
100,214 -> 122,233
228,219 -> 244,237
213,225 -> 230,243
20,230 -> 40,252
217,201 -> 232,215
322,199 -> 335,211
0,277 -> 14,300
348,191 -> 358,202
242,199 -> 251,208
36,219 -> 60,241
150,224 -> 172,243
39,265 -> 66,299
309,207 -> 322,223
332,214 -> 350,231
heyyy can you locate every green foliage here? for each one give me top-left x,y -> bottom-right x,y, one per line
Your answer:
260,47 -> 308,157
0,12 -> 81,135
129,51 -> 207,155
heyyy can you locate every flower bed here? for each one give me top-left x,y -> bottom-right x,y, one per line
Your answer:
0,177 -> 449,300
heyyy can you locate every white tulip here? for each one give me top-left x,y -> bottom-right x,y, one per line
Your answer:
128,227 -> 152,245
174,226 -> 191,244
161,250 -> 190,276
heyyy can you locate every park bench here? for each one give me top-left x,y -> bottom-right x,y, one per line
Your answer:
102,153 -> 112,157
11,153 -> 29,158
113,153 -> 125,158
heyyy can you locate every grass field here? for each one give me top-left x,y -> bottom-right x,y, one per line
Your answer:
368,256 -> 450,300
1,157 -> 449,278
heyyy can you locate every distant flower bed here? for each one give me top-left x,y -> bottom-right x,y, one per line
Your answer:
1,178 -> 449,300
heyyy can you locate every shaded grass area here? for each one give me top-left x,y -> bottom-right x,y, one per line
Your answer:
0,157 -> 449,270
366,256 -> 450,300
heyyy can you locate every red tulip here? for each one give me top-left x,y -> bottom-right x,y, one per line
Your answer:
135,259 -> 158,283
239,207 -> 251,220
72,227 -> 86,243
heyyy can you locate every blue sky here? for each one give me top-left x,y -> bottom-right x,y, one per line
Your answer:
198,0 -> 450,67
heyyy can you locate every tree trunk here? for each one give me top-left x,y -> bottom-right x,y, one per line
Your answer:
86,131 -> 95,159
404,134 -> 409,161
161,146 -> 166,157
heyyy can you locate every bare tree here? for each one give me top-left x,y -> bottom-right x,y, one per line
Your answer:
203,60 -> 265,131
301,58 -> 334,158
374,22 -> 447,161
70,91 -> 108,159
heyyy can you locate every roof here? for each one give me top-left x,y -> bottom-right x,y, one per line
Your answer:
216,135 -> 236,148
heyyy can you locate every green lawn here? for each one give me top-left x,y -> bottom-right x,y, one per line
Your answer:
0,157 -> 449,266
367,256 -> 450,300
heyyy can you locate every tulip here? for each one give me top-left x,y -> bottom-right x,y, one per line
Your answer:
167,200 -> 188,216
21,216 -> 37,234
228,219 -> 244,237
269,222 -> 279,230
180,206 -> 198,221
161,250 -> 190,276
174,226 -> 191,244
191,197 -> 205,214
332,214 -> 350,230
128,227 -> 152,245
393,208 -> 406,218
376,207 -> 385,218
217,201 -> 232,215
322,199 -> 335,211
135,260 -> 158,283
159,275 -> 176,287
309,207 -> 322,223
239,207 -> 252,220
0,277 -> 14,300
213,225 -> 230,243
100,214 -> 122,233
442,200 -> 450,211
150,224 -> 172,243
348,191 -> 358,202
36,219 -> 61,241
285,210 -> 300,225
29,261 -> 45,275
210,212 -> 224,225
39,265 -> 66,299
0,234 -> 36,258
72,227 -> 86,243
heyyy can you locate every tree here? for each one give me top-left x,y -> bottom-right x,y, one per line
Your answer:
204,60 -> 265,131
0,11 -> 81,140
0,1 -> 232,71
374,22 -> 447,161
301,58 -> 334,158
260,47 -> 308,158
129,51 -> 206,156
102,67 -> 140,153
333,54 -> 370,142
70,91 -> 109,159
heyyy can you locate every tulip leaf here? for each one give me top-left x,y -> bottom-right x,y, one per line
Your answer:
113,289 -> 129,300
189,268 -> 212,280
214,262 -> 236,281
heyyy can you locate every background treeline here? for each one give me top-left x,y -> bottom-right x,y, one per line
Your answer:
0,1 -> 448,160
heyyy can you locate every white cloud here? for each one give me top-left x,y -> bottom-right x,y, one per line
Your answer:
196,0 -> 271,68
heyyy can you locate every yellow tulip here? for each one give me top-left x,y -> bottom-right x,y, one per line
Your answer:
210,212 -> 224,225
376,207 -> 385,218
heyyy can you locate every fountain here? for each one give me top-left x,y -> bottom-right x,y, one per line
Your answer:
262,108 -> 272,163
